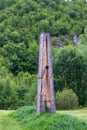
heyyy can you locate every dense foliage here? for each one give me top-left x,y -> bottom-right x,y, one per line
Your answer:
53,45 -> 87,105
0,0 -> 87,109
0,0 -> 87,44
0,42 -> 39,75
0,69 -> 37,109
56,89 -> 78,109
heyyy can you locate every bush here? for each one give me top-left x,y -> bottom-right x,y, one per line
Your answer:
0,69 -> 37,109
16,72 -> 37,107
56,89 -> 78,109
53,45 -> 87,105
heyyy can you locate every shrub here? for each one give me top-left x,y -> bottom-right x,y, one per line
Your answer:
56,89 -> 78,109
53,45 -> 87,105
0,70 -> 37,109
16,72 -> 37,107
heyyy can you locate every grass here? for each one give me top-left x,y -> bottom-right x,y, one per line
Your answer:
0,106 -> 87,130
0,111 -> 24,130
9,106 -> 87,130
57,107 -> 87,122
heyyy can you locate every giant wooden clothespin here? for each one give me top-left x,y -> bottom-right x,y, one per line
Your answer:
36,33 -> 56,114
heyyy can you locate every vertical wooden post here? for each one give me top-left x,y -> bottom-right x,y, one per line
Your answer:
46,33 -> 56,113
36,33 -> 56,114
36,34 -> 44,114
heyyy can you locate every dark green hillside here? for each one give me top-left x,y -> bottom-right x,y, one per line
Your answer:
0,0 -> 87,42
0,0 -> 87,74
0,0 -> 87,109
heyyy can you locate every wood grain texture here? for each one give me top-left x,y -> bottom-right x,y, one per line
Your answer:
36,33 -> 56,114
36,33 -> 44,114
47,33 -> 56,113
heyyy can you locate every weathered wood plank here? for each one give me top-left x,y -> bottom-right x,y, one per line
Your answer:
36,33 -> 44,114
46,33 -> 56,113
40,34 -> 47,112
37,33 -> 56,114
45,34 -> 51,109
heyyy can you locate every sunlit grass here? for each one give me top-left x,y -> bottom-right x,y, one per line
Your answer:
0,107 -> 87,130
57,108 -> 87,122
0,111 -> 24,130
11,106 -> 87,130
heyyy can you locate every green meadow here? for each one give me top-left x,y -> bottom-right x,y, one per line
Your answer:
0,106 -> 87,130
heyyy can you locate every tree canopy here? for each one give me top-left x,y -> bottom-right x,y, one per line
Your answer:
0,0 -> 87,109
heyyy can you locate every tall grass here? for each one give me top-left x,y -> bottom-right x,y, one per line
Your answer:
10,106 -> 87,130
0,113 -> 24,130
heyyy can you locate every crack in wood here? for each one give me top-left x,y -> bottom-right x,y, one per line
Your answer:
36,33 -> 56,114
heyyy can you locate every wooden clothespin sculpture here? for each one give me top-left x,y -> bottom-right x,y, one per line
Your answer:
36,33 -> 56,114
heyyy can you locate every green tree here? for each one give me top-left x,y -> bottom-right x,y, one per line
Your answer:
79,26 -> 87,44
53,45 -> 87,105
0,68 -> 37,109
0,42 -> 39,74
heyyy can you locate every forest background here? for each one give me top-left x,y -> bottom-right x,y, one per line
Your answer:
0,0 -> 87,109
